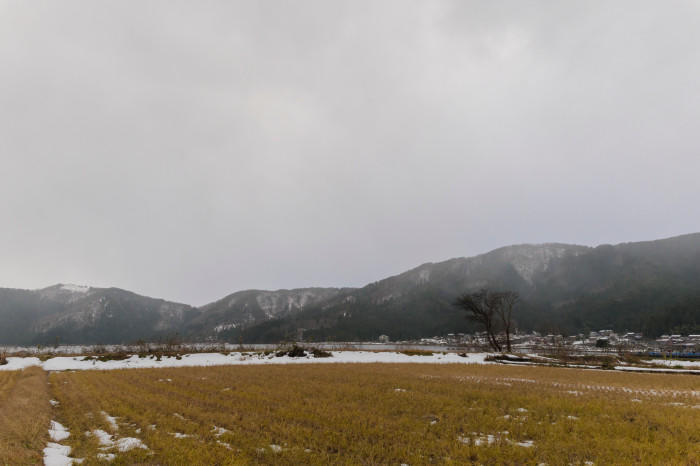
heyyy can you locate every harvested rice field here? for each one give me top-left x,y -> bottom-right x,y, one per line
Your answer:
38,363 -> 700,465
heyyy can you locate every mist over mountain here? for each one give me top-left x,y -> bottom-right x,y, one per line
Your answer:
1,233 -> 699,345
229,234 -> 700,342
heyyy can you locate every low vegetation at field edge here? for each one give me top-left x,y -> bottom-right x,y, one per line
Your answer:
42,363 -> 700,465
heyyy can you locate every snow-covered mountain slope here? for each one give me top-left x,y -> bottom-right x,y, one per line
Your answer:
188,288 -> 353,337
0,285 -> 199,345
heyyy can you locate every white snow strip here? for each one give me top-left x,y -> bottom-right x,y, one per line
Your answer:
49,421 -> 70,442
615,365 -> 700,374
644,359 -> 700,368
96,453 -> 116,461
32,351 -> 493,371
171,432 -> 191,439
526,354 -> 556,361
212,426 -> 229,437
14,351 -> 700,374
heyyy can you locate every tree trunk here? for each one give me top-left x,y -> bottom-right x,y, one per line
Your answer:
485,323 -> 501,352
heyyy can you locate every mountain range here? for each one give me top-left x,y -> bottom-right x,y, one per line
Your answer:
2,233 -> 699,345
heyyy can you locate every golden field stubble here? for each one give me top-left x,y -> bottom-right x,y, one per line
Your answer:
39,363 -> 700,465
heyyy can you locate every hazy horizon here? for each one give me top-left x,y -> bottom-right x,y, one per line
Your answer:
2,1 -> 700,305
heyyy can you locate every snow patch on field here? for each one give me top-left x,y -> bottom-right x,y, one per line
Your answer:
44,421 -> 82,465
0,357 -> 42,371
102,412 -> 119,431
115,437 -> 148,452
458,431 -> 534,448
49,421 -> 70,442
90,429 -> 114,447
85,429 -> 148,462
458,432 -> 501,446
511,439 -> 535,448
43,442 -> 75,466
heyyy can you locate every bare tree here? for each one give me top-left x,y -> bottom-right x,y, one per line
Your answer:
453,289 -> 502,352
495,291 -> 519,353
453,289 -> 519,353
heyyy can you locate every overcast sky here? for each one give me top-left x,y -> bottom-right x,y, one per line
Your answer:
1,1 -> 699,305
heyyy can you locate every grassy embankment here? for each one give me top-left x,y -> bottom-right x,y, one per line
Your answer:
43,363 -> 700,465
0,367 -> 51,464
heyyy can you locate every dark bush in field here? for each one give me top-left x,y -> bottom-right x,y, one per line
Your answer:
311,348 -> 332,358
275,345 -> 308,358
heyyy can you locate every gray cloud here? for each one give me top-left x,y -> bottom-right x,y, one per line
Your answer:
1,1 -> 699,304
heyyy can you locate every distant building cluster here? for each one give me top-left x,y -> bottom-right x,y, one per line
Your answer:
379,330 -> 700,354
654,334 -> 700,352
